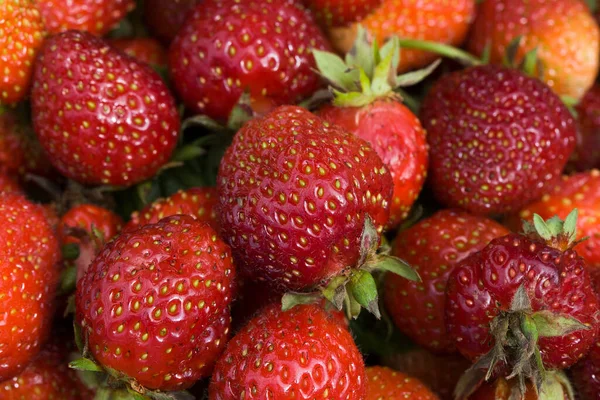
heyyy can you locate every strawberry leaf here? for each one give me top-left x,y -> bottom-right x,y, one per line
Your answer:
374,256 -> 420,282
345,25 -> 375,77
563,209 -> 579,241
348,270 -> 380,319
532,214 -> 553,241
312,49 -> 359,91
531,310 -> 590,338
394,59 -> 441,88
69,358 -> 103,372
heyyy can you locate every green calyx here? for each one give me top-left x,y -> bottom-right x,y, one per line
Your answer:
312,25 -> 440,108
522,209 -> 584,251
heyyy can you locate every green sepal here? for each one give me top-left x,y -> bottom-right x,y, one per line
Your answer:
358,216 -> 380,266
70,358 -> 104,372
344,290 -> 362,320
64,294 -> 76,317
60,265 -> 78,295
321,276 -> 348,310
281,292 -> 322,311
521,46 -> 540,77
503,36 -> 523,68
394,59 -> 441,88
374,256 -> 421,282
312,49 -> 359,92
181,115 -> 228,134
396,38 -> 483,66
531,310 -> 590,338
62,243 -> 81,260
73,321 -> 84,354
348,270 -> 380,319
586,0 -> 598,13
345,25 -> 376,78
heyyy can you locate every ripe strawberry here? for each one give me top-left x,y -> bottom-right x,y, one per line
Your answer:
384,210 -> 509,353
0,0 -> 46,105
571,85 -> 600,171
75,215 -> 236,391
507,171 -> 600,272
366,366 -> 439,400
36,0 -> 135,36
325,0 -> 475,72
125,187 -> 218,232
303,0 -> 383,27
469,373 -> 574,400
110,38 -> 168,67
467,0 -> 599,101
217,105 -> 392,295
209,303 -> 367,399
169,0 -> 330,122
446,211 -> 599,395
143,0 -> 199,45
0,172 -> 22,194
31,30 -> 180,187
421,65 -> 576,215
571,342 -> 600,400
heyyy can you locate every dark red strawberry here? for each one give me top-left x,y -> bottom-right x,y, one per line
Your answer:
468,373 -> 574,400
421,65 -> 576,215
110,38 -> 168,68
366,366 -> 439,400
169,0 -> 330,122
36,0 -> 135,36
125,187 -> 218,232
143,0 -> 200,45
571,85 -> 600,171
303,0 -> 383,27
75,215 -> 236,392
0,172 -> 22,194
571,342 -> 600,400
446,211 -> 599,395
384,210 -> 509,353
31,30 -> 180,187
209,303 -> 367,399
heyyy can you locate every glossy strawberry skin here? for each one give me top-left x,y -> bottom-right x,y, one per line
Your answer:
303,0 -> 383,27
571,342 -> 600,400
0,0 -> 46,105
467,0 -> 599,101
143,0 -> 200,45
125,187 -> 218,232
217,106 -> 392,291
110,38 -> 168,67
446,234 -> 599,369
59,203 -> 123,246
76,215 -> 236,391
421,65 -> 576,215
384,210 -> 509,353
209,303 -> 367,399
169,0 -> 330,122
31,30 -> 180,187
318,99 -> 428,228
36,0 -> 135,36
572,85 -> 600,171
366,366 -> 439,400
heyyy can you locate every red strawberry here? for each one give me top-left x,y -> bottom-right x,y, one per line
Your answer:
303,0 -> 384,27
0,0 -> 46,105
571,342 -> 600,400
110,38 -> 168,68
446,211 -> 599,395
36,0 -> 135,36
75,215 -> 236,391
168,0 -> 330,122
125,187 -> 218,232
467,0 -> 599,101
571,85 -> 600,171
507,171 -> 600,272
209,303 -> 367,399
384,210 -> 509,353
421,65 -> 576,215
0,193 -> 60,381
143,0 -> 200,45
366,366 -> 439,400
31,30 -> 180,187
468,373 -> 574,400
0,172 -> 22,194
217,105 -> 393,303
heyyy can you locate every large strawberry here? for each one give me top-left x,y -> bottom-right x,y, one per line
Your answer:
110,38 -> 168,68
209,303 -> 367,399
322,0 -> 475,72
384,209 -> 509,353
468,373 -> 574,400
467,0 -> 599,101
31,30 -> 180,187
366,366 -> 439,400
0,0 -> 46,105
571,85 -> 600,171
446,211 -> 599,396
143,0 -> 200,45
75,215 -> 236,394
169,0 -> 330,122
421,65 -> 576,215
36,0 -> 135,36
314,29 -> 431,228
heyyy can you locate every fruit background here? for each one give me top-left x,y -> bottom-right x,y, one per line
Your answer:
2,0 -> 600,399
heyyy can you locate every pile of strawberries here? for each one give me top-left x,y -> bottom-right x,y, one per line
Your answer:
3,0 -> 600,399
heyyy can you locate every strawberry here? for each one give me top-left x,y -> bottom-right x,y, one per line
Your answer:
303,0 -> 384,27
571,342 -> 600,400
468,373 -> 574,400
571,85 -> 600,171
507,171 -> 600,272
421,65 -> 576,215
110,38 -> 168,68
75,215 -> 236,392
143,0 -> 200,45
0,193 -> 60,381
314,29 -> 431,228
209,303 -> 367,399
467,0 -> 599,101
0,0 -> 46,105
125,187 -> 218,232
366,366 -> 439,400
384,209 -> 509,353
168,0 -> 330,122
31,30 -> 180,187
0,172 -> 22,194
35,0 -> 135,36
446,211 -> 599,396
324,0 -> 475,72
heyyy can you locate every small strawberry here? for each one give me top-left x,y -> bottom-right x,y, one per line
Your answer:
467,0 -> 599,101
0,0 -> 46,105
110,38 -> 168,68
571,342 -> 600,400
75,215 -> 236,392
324,0 -> 475,72
421,65 -> 576,215
384,209 -> 509,353
303,0 -> 384,27
446,211 -> 599,396
571,85 -> 600,171
36,0 -> 135,36
507,171 -> 600,272
31,30 -> 180,187
125,187 -> 218,232
468,373 -> 574,400
366,366 -> 439,400
143,0 -> 200,45
168,0 -> 330,122
0,172 -> 22,194
209,303 -> 367,399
